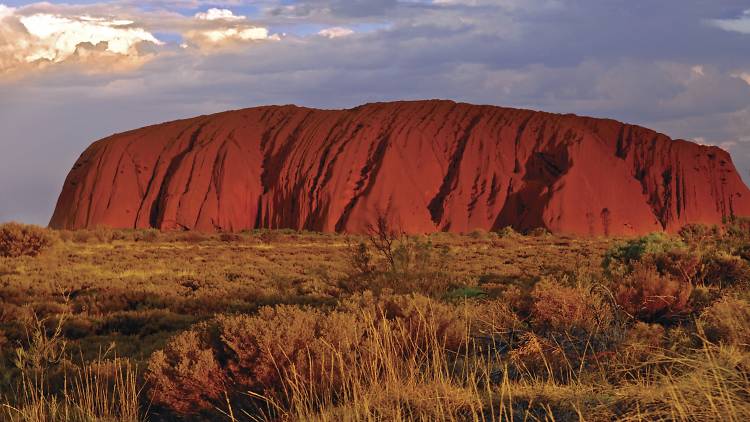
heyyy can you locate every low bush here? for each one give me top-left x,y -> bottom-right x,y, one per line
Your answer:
345,241 -> 374,276
496,226 -> 521,239
146,305 -> 367,415
641,249 -> 701,283
603,233 -> 686,275
258,230 -> 279,244
678,223 -> 719,245
700,296 -> 750,348
0,223 -> 55,258
509,332 -> 568,380
616,322 -> 666,366
530,279 -> 613,336
146,295 -> 478,416
699,252 -> 750,287
614,264 -> 693,323
145,327 -> 227,415
219,232 -> 242,242
526,227 -> 551,237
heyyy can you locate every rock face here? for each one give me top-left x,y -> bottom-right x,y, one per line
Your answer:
50,100 -> 750,235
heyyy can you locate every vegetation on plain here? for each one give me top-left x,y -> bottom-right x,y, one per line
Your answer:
1,220 -> 750,421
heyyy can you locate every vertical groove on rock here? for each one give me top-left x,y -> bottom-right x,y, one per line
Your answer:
427,114 -> 483,226
149,121 -> 209,227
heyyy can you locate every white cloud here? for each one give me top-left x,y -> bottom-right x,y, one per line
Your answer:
0,4 -> 14,20
202,27 -> 271,42
318,27 -> 354,38
0,6 -> 162,76
733,72 -> 750,86
194,8 -> 245,22
186,7 -> 278,49
19,13 -> 162,62
710,9 -> 750,34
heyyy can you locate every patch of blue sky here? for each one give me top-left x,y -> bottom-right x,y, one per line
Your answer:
274,21 -> 391,37
153,32 -> 183,45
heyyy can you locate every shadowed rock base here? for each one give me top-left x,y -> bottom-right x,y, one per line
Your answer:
50,100 -> 750,235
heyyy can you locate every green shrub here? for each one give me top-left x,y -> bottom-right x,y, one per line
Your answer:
678,224 -> 719,245
725,217 -> 750,239
603,233 -> 686,274
642,249 -> 701,283
0,223 -> 55,258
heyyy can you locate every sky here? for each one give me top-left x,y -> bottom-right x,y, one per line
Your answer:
1,0 -> 750,225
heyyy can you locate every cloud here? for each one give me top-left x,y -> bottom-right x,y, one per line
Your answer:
711,9 -> 750,34
184,8 -> 278,49
19,14 -> 161,62
733,72 -> 750,86
188,26 -> 274,44
0,4 -> 13,20
318,27 -> 354,38
0,5 -> 162,75
194,8 -> 246,22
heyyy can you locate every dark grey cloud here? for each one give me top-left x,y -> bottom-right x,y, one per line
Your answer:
2,0 -> 750,224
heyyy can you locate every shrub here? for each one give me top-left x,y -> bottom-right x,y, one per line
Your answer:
392,237 -> 449,275
146,327 -> 228,415
466,299 -> 524,352
176,231 -> 210,243
699,252 -> 750,287
133,229 -> 160,242
0,223 -> 55,258
531,279 -> 613,336
496,226 -> 521,239
624,322 -> 664,352
725,217 -> 750,239
678,224 -> 718,245
258,230 -> 279,244
700,297 -> 750,348
527,227 -> 551,237
624,321 -> 665,349
384,294 -> 469,353
219,232 -> 241,242
92,226 -> 117,243
641,249 -> 701,283
146,306 -> 367,415
614,264 -> 693,323
346,241 -> 374,276
344,293 -> 469,353
603,233 -> 686,274
468,228 -> 490,240
509,332 -> 568,380
69,230 -> 93,243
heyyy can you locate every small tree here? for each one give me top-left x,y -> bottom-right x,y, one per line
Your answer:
366,213 -> 402,273
0,223 -> 55,258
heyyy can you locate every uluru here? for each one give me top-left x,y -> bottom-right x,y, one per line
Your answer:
49,100 -> 750,236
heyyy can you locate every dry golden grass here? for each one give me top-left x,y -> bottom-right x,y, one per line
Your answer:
1,224 -> 750,421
